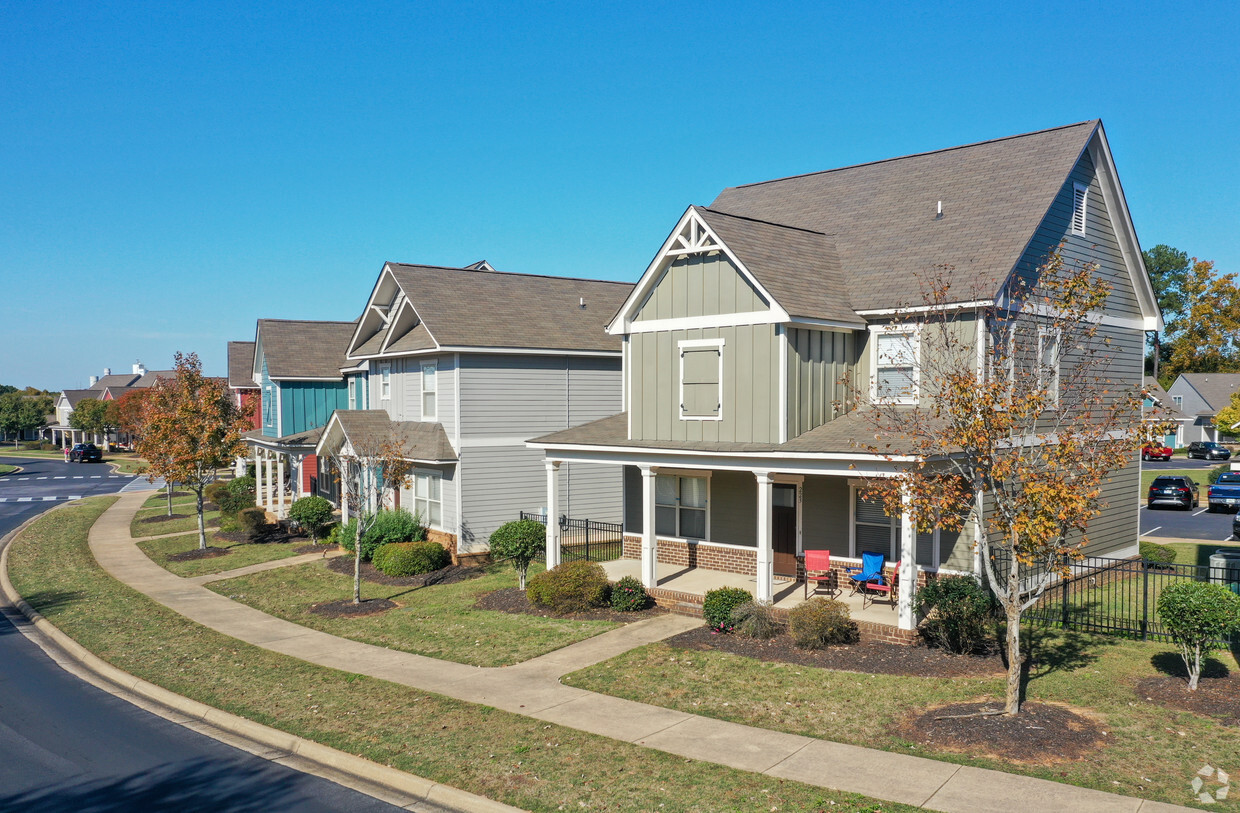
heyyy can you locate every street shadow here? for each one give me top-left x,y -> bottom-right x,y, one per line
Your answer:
0,759 -> 320,812
1151,651 -> 1231,680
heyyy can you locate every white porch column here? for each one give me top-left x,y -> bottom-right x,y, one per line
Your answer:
640,466 -> 658,590
544,460 -> 561,569
341,460 -> 350,523
235,455 -> 246,478
276,454 -> 286,518
264,453 -> 274,512
897,492 -> 917,631
253,448 -> 263,507
754,471 -> 774,603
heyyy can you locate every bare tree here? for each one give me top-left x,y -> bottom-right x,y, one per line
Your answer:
331,435 -> 414,604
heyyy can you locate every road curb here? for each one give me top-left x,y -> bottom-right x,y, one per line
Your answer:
0,499 -> 521,813
0,464 -> 23,476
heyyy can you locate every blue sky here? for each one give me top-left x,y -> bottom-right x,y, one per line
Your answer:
2,1 -> 1236,390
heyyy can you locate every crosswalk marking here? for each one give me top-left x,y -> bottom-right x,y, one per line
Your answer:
0,495 -> 84,503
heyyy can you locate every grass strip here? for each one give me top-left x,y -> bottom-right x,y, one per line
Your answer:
0,464 -> 16,476
137,532 -> 305,578
7,498 -> 906,813
131,506 -> 220,537
563,630 -> 1240,808
209,560 -> 616,667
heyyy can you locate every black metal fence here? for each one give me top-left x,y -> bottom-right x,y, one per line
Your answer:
519,511 -> 625,563
988,549 -> 1240,645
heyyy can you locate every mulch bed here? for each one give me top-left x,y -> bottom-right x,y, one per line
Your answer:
166,547 -> 230,561
475,587 -> 666,623
325,556 -> 483,588
662,625 -> 1005,678
1136,675 -> 1240,726
214,527 -> 305,546
310,598 -> 397,618
899,701 -> 1105,763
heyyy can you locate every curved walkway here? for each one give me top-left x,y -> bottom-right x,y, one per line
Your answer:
90,493 -> 1188,813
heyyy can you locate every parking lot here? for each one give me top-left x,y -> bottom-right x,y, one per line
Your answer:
1140,456 -> 1239,543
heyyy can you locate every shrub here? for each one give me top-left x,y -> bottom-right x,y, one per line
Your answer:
237,507 -> 268,542
1157,580 -> 1240,690
489,519 -> 546,590
288,495 -> 334,542
40,442 -> 58,451
217,476 -> 256,515
204,481 -> 230,508
914,575 -> 993,654
788,598 -> 857,649
218,513 -> 240,533
702,587 -> 753,633
610,576 -> 649,612
339,510 -> 425,561
1209,464 -> 1230,485
1140,540 -> 1177,568
526,560 -> 609,613
732,600 -> 780,640
372,541 -> 451,576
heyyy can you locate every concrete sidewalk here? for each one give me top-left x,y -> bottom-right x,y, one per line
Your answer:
88,492 -> 1190,812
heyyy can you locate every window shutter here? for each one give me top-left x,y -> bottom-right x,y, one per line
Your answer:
681,347 -> 721,417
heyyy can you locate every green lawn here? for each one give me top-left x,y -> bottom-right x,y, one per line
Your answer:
562,628 -> 1239,809
209,560 -> 618,667
131,506 -> 221,537
140,491 -> 199,510
137,532 -> 306,578
0,464 -> 16,476
6,497 -> 901,813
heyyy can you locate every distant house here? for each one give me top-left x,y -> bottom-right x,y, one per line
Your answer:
1143,378 -> 1190,448
315,262 -> 632,560
531,120 -> 1160,632
45,361 -> 175,447
227,341 -> 262,432
1165,373 -> 1240,444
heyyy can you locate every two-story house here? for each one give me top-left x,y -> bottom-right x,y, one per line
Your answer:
1165,373 -> 1240,445
531,121 -> 1161,633
315,262 -> 632,560
246,319 -> 356,517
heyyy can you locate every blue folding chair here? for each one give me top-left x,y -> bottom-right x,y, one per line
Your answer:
845,551 -> 895,609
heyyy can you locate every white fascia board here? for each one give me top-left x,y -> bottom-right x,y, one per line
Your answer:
607,206 -> 788,336
434,346 -> 620,358
251,327 -> 264,385
267,376 -> 346,382
626,310 -> 781,334
313,413 -> 345,457
345,264 -> 406,359
854,299 -> 994,317
785,315 -> 869,331
527,443 -> 915,476
1089,125 -> 1164,333
1017,301 -> 1146,332
378,297 -> 427,355
527,441 -> 918,465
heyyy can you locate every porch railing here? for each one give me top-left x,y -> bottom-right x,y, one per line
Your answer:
989,549 -> 1240,646
520,511 -> 625,563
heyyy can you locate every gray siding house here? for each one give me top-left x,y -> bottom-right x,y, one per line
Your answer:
532,121 -> 1161,631
1165,373 -> 1240,444
317,262 -> 632,558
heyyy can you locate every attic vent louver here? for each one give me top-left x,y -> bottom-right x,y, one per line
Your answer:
1072,183 -> 1088,235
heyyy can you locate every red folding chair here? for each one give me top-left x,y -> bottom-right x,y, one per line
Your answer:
803,549 -> 838,599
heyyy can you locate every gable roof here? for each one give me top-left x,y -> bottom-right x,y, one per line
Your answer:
89,373 -> 141,390
694,207 -> 863,327
228,341 -> 258,388
60,389 -> 97,408
1143,378 -> 1188,420
315,410 -> 457,462
256,319 -> 356,380
1176,373 -> 1240,413
709,121 -> 1100,311
132,370 -> 176,388
350,263 -> 632,358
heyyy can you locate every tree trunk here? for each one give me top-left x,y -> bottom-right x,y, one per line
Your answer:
196,488 -> 207,551
1004,549 -> 1023,715
166,482 -> 174,516
1188,643 -> 1201,691
354,531 -> 363,605
518,566 -> 527,591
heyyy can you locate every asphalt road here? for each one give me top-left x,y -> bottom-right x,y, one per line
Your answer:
0,457 -> 406,812
1139,455 -> 1240,543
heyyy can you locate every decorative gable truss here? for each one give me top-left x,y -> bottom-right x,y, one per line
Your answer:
347,264 -> 441,360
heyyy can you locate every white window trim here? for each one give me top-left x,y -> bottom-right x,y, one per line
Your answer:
869,324 -> 920,405
848,483 -> 936,566
378,363 -> 391,401
410,468 -> 443,530
678,338 -> 724,422
1037,326 -> 1061,407
1072,182 -> 1089,235
654,470 -> 711,540
1172,394 -> 1183,409
421,361 -> 438,421
348,377 -> 357,410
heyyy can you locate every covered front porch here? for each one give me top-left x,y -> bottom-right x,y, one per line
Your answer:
247,427 -> 325,520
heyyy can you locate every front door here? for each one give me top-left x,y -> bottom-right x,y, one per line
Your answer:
772,484 -> 798,577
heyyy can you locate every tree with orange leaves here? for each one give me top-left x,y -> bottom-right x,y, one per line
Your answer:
137,352 -> 254,550
853,248 -> 1151,715
330,434 -> 414,605
113,388 -> 150,442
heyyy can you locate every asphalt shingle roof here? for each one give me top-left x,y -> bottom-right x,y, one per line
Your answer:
327,410 -> 457,462
88,373 -> 141,390
258,320 -> 356,379
228,341 -> 258,388
709,121 -> 1098,311
378,264 -> 632,354
1178,373 -> 1240,413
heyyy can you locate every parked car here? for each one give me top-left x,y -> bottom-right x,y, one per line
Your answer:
69,443 -> 102,463
1147,475 -> 1199,510
1141,441 -> 1173,461
1187,441 -> 1233,460
1207,471 -> 1240,513
1233,511 -> 1240,540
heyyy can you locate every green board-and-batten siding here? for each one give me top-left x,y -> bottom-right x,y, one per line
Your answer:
633,253 -> 768,322
785,328 -> 857,439
278,380 -> 349,435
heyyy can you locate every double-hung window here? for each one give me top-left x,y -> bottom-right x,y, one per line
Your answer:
1037,327 -> 1060,405
412,471 -> 442,528
655,474 -> 708,539
873,327 -> 918,403
679,339 -> 723,420
379,363 -> 391,401
421,362 -> 437,421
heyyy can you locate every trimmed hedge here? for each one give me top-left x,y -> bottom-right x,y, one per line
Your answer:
288,495 -> 334,542
732,600 -> 780,640
217,476 -> 256,515
702,587 -> 752,633
914,575 -> 993,654
1157,580 -> 1240,690
1140,540 -> 1177,567
372,541 -> 451,576
527,560 -> 610,613
489,519 -> 545,590
788,598 -> 857,649
609,576 -> 649,612
339,509 -> 425,561
237,507 -> 268,542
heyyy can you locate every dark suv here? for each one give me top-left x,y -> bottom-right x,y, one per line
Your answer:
69,443 -> 102,463
1187,441 -> 1232,460
1147,475 -> 1199,510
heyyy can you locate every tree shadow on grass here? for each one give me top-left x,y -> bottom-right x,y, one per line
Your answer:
10,590 -> 86,626
1150,651 -> 1231,680
1011,624 -> 1121,700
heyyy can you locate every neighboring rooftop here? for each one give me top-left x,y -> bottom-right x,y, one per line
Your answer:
1175,373 -> 1240,412
228,341 -> 258,388
319,410 -> 457,462
257,320 -> 357,379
